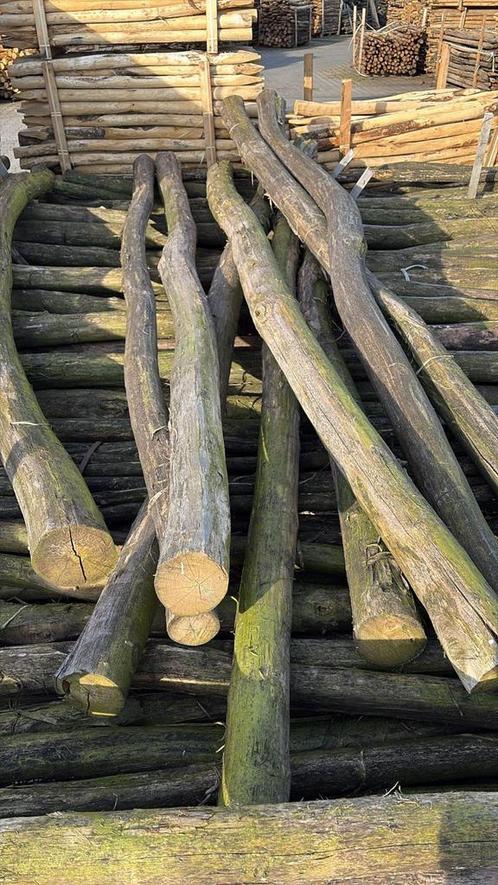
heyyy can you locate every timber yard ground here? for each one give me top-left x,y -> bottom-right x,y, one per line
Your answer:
0,35 -> 431,171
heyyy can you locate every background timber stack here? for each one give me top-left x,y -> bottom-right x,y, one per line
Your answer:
311,0 -> 341,37
1,0 -> 261,174
0,44 -> 28,98
289,87 -> 498,168
441,28 -> 498,89
259,0 -> 311,47
9,49 -> 263,174
361,24 -> 424,75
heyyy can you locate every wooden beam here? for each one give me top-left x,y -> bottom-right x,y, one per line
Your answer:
206,0 -> 218,53
468,111 -> 494,199
436,42 -> 450,89
42,61 -> 72,172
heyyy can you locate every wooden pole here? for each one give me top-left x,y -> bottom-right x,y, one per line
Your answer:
200,56 -> 217,167
352,4 -> 357,63
0,793 -> 497,882
0,171 -> 117,591
206,0 -> 219,53
339,78 -> 352,155
472,16 -> 486,87
357,6 -> 367,71
303,52 -> 313,101
156,152 -> 230,616
468,111 -> 494,199
220,217 -> 300,808
436,42 -> 450,89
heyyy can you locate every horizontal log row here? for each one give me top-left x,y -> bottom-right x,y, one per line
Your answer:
10,49 -> 263,172
289,87 -> 498,169
0,1 -> 256,48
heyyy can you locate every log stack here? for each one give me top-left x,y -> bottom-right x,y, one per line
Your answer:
0,44 -> 28,98
258,0 -> 311,47
0,0 -> 257,49
9,49 -> 263,174
442,27 -> 498,89
289,87 -> 498,168
311,0 -> 341,37
360,24 -> 424,76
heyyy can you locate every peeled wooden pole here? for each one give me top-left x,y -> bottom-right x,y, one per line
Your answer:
221,217 -> 300,808
254,89 -> 498,600
297,251 -> 426,667
120,155 -> 217,649
0,171 -> 117,591
207,160 -> 498,694
156,152 -> 230,616
369,278 -> 498,498
1,792 -> 497,883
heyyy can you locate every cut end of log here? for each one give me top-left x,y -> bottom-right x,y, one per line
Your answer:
58,672 -> 125,717
355,616 -> 428,668
166,609 -> 221,646
30,525 -> 118,591
155,552 -> 229,615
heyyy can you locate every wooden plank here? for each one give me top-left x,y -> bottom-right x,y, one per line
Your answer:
436,42 -> 450,89
200,56 -> 217,167
339,78 -> 352,155
303,52 -> 313,102
42,61 -> 72,172
206,0 -> 218,53
468,110 -> 494,199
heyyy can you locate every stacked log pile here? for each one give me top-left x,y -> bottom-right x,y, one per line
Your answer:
442,28 -> 498,89
387,0 -> 498,72
8,49 -> 263,173
0,0 -> 257,49
2,122 -> 498,874
0,44 -> 28,98
311,0 -> 341,37
289,87 -> 498,168
258,0 -> 311,47
360,24 -> 424,76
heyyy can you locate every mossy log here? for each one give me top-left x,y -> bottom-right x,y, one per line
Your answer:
0,792 -> 497,883
206,158 -> 498,693
0,171 -> 117,591
156,152 -> 230,616
297,251 -> 426,668
221,217 -> 300,808
13,288 -> 125,314
370,279 -> 498,498
11,310 -> 174,348
253,89 -> 498,603
54,503 -> 159,717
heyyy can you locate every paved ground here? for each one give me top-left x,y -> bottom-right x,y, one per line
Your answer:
261,36 -> 430,104
0,36 -> 431,170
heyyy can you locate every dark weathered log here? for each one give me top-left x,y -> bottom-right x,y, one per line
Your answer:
370,280 -> 498,498
297,251 -> 426,667
207,188 -> 270,405
206,159 -> 498,693
11,310 -> 174,348
253,89 -> 498,603
54,503 -> 159,717
0,171 -> 117,591
12,288 -> 125,314
156,152 -> 230,616
221,217 -> 300,807
1,792 -> 497,883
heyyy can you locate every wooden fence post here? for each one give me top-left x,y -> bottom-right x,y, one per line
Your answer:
200,56 -> 217,168
32,0 -> 72,172
206,0 -> 218,54
468,111 -> 494,199
436,42 -> 450,89
339,78 -> 352,156
303,52 -> 313,101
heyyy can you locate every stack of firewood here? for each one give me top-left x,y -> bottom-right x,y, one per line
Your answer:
311,0 -> 341,36
9,49 -> 263,173
289,87 -> 498,167
0,44 -> 27,98
360,24 -> 424,75
442,28 -> 498,90
259,0 -> 311,46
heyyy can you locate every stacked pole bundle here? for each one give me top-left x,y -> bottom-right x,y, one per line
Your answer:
9,49 -> 263,174
439,28 -> 498,89
0,0 -> 257,49
360,24 -> 424,75
289,86 -> 498,168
